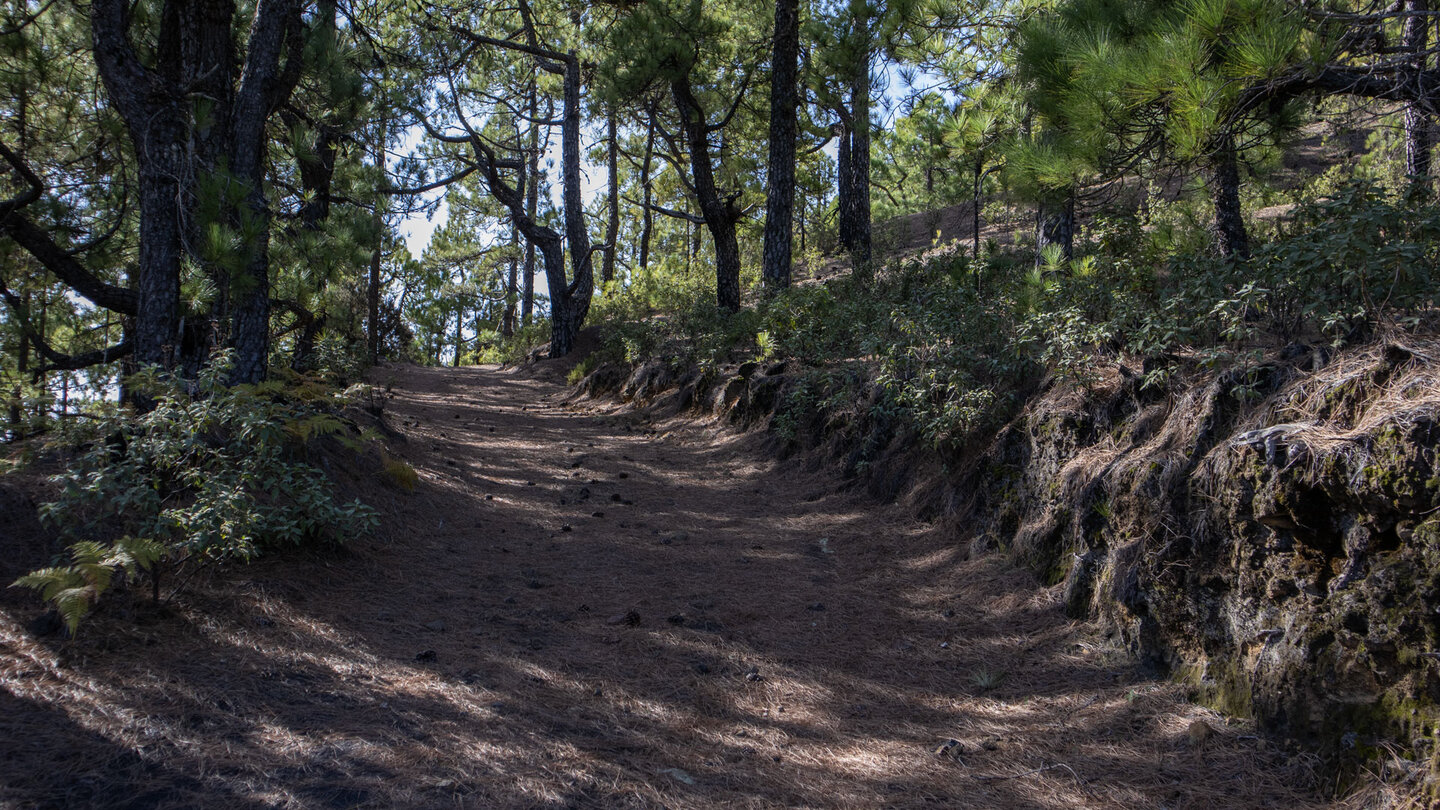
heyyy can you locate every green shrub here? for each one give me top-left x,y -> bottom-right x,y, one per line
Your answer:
14,353 -> 378,633
567,355 -> 598,385
591,180 -> 1440,457
1017,180 -> 1440,384
475,320 -> 552,366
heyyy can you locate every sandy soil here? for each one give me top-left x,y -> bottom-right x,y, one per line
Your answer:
0,362 -> 1349,808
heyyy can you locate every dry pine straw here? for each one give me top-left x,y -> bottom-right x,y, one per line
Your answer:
0,362 -> 1388,809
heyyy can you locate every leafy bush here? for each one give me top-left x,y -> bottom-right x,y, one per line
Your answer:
592,180 -> 1440,457
871,259 -> 1035,450
1243,182 -> 1440,340
598,252 -> 1038,452
15,354 -> 379,633
567,355 -> 598,385
1018,180 -> 1440,382
474,320 -> 552,366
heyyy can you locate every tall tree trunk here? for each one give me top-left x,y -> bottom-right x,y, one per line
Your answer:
836,117 -> 853,252
1209,135 -> 1250,260
36,295 -> 48,417
847,11 -> 873,273
129,137 -> 186,370
282,5 -> 339,373
603,110 -> 620,286
555,51 -> 594,354
1404,0 -> 1432,191
972,160 -> 983,261
289,312 -> 321,371
90,0 -> 188,373
762,0 -> 801,293
8,97 -> 26,437
672,76 -> 742,312
639,114 -> 656,274
92,0 -> 297,384
368,122 -> 385,365
454,42 -> 590,356
183,0 -> 237,366
453,262 -> 466,367
522,87 -> 541,323
8,290 -> 28,438
503,222 -> 518,337
226,0 -> 298,385
412,19 -> 593,353
452,305 -> 464,367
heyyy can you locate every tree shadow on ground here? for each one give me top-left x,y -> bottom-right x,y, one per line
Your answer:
0,364 -> 1330,808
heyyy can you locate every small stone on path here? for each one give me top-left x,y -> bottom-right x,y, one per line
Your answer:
607,611 -> 641,626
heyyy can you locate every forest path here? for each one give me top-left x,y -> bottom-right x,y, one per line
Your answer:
0,363 -> 1333,809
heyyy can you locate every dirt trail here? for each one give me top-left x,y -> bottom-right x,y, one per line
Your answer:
0,363 -> 1340,808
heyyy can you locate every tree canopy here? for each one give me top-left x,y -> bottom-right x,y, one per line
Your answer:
0,0 -> 1437,424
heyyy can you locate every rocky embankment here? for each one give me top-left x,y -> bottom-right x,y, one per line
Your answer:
578,336 -> 1440,789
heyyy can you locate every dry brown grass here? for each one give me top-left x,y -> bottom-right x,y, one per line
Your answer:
0,362 -> 1379,808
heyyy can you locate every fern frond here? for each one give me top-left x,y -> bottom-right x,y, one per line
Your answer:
383,454 -> 418,492
117,536 -> 167,571
286,414 -> 346,442
52,586 -> 97,635
12,567 -> 83,601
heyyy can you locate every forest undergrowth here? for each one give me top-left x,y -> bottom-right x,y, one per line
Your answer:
586,179 -> 1440,463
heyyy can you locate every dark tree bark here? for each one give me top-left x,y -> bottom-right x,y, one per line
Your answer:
368,121 -> 385,366
761,0 -> 800,293
555,49 -> 594,353
91,0 -> 187,371
181,0 -> 238,345
603,110 -> 620,285
503,222 -> 519,337
284,110 -> 339,232
671,76 -> 742,312
846,20 -> 872,272
1404,0 -> 1432,190
836,116 -> 853,251
1209,135 -> 1250,260
283,5 -> 340,373
291,310 -> 325,371
89,0 -> 300,384
6,289 -> 27,437
226,0 -> 302,384
639,112 -> 656,274
521,86 -> 542,324
452,279 -> 464,367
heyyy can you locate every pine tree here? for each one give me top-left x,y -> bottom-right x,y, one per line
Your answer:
1012,0 -> 1308,259
761,0 -> 802,292
601,0 -> 770,312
